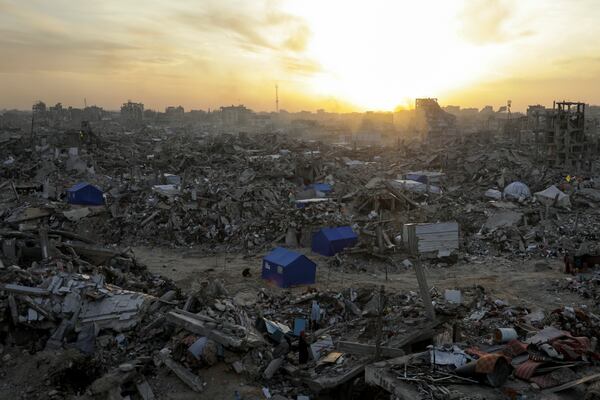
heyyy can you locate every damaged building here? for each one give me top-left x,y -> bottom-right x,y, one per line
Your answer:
414,98 -> 457,145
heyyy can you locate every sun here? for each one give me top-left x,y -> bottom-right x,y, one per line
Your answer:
283,0 -> 490,110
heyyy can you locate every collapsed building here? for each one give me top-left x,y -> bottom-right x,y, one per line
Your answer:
414,98 -> 457,145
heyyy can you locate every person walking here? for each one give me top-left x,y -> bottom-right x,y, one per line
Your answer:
298,331 -> 309,364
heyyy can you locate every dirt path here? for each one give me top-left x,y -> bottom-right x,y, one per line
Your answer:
133,247 -> 592,312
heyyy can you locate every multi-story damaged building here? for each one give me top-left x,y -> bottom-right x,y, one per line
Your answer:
541,101 -> 594,170
120,101 -> 144,124
82,105 -> 104,122
165,105 -> 185,121
32,101 -> 47,115
220,105 -> 252,127
414,98 -> 457,144
48,103 -> 67,126
526,104 -> 548,131
32,102 -> 106,128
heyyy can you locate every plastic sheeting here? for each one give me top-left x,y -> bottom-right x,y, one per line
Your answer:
503,182 -> 531,200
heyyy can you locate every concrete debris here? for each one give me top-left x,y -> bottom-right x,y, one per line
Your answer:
2,109 -> 600,399
62,207 -> 92,222
484,188 -> 502,200
159,348 -> 205,392
535,185 -> 571,208
444,289 -> 462,304
483,210 -> 523,232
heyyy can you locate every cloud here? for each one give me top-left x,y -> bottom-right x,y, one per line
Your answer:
0,0 -> 331,110
459,0 -> 531,45
0,0 -> 69,35
555,56 -> 600,66
0,27 -> 143,73
0,0 -> 317,78
281,56 -> 321,75
172,2 -> 311,53
283,24 -> 310,52
0,29 -> 137,52
548,55 -> 600,79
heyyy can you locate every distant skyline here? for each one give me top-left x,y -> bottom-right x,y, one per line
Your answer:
4,99 -> 588,114
1,0 -> 600,112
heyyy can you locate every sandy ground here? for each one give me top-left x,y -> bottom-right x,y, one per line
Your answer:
132,246 -> 594,312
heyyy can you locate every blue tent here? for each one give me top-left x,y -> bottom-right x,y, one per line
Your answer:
262,247 -> 316,288
311,226 -> 358,256
66,182 -> 104,205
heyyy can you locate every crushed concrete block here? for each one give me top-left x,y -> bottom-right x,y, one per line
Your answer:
484,210 -> 523,231
444,289 -> 462,304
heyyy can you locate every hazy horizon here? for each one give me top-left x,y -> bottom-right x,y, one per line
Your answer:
2,0 -> 600,113
2,99 -> 591,114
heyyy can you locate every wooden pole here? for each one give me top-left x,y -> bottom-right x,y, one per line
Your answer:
376,223 -> 384,254
385,261 -> 388,282
375,284 -> 385,360
415,257 -> 435,321
10,181 -> 19,201
39,225 -> 49,260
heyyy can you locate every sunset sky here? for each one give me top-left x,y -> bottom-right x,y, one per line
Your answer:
1,0 -> 599,112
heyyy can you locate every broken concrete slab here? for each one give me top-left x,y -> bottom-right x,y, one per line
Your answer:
336,341 -> 404,358
483,210 -> 523,232
5,207 -> 52,224
166,310 -> 245,348
159,349 -> 204,392
263,357 -> 283,379
535,185 -> 570,208
63,207 -> 92,222
0,284 -> 50,296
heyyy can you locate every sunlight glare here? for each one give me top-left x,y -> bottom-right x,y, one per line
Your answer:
284,0 -> 491,110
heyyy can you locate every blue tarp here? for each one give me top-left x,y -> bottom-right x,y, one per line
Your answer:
309,183 -> 333,193
66,182 -> 104,205
311,226 -> 358,256
262,247 -> 317,288
293,318 -> 307,336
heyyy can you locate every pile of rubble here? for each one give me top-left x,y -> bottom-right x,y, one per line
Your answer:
367,292 -> 600,399
4,249 -> 600,399
551,267 -> 600,306
4,126 -> 600,261
4,125 -> 600,398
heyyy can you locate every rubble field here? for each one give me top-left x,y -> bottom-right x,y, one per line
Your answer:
2,128 -> 600,399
